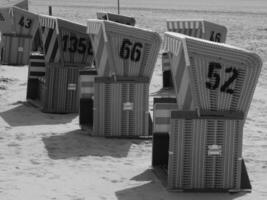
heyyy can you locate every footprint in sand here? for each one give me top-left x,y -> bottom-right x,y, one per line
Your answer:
16,135 -> 24,141
124,161 -> 133,166
7,142 -> 20,147
30,159 -> 41,165
5,126 -> 11,130
101,176 -> 109,181
111,177 -> 127,183
0,85 -> 6,90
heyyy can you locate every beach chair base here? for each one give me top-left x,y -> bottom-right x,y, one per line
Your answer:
153,159 -> 251,193
85,112 -> 153,139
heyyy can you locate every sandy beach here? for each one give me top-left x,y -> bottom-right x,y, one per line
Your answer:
0,0 -> 267,199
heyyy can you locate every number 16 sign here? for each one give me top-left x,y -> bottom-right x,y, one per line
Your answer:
163,32 -> 262,116
87,19 -> 161,78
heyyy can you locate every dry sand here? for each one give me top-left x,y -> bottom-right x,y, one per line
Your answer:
0,0 -> 267,199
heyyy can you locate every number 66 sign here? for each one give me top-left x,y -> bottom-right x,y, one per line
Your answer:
87,19 -> 161,78
163,32 -> 262,116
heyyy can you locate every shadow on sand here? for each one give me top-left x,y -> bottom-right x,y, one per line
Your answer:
42,129 -> 144,160
116,169 -> 248,200
0,101 -> 77,126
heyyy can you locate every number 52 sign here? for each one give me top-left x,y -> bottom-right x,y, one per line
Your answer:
206,62 -> 239,94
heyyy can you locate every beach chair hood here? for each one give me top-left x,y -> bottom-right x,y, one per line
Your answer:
163,32 -> 262,117
87,19 -> 161,80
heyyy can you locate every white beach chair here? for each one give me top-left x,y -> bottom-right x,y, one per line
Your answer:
153,31 -> 262,192
27,15 -> 94,113
87,19 -> 161,137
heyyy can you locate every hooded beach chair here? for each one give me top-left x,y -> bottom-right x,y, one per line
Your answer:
26,15 -> 94,113
84,19 -> 161,137
152,32 -> 262,192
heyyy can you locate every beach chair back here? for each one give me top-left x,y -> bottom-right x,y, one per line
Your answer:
163,32 -> 262,116
96,12 -> 136,26
87,19 -> 161,79
39,15 -> 61,63
39,15 -> 94,66
0,7 -> 39,65
166,20 -> 227,43
162,20 -> 227,88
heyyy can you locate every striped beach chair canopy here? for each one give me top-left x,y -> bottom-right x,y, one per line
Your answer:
96,12 -> 136,26
38,15 -> 94,66
163,32 -> 262,116
166,19 -> 227,43
0,6 -> 38,35
0,0 -> 28,10
0,6 -> 39,65
87,19 -> 161,79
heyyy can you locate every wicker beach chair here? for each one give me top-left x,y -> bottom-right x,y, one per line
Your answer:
27,15 -> 94,113
153,31 -> 262,192
86,19 -> 161,137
